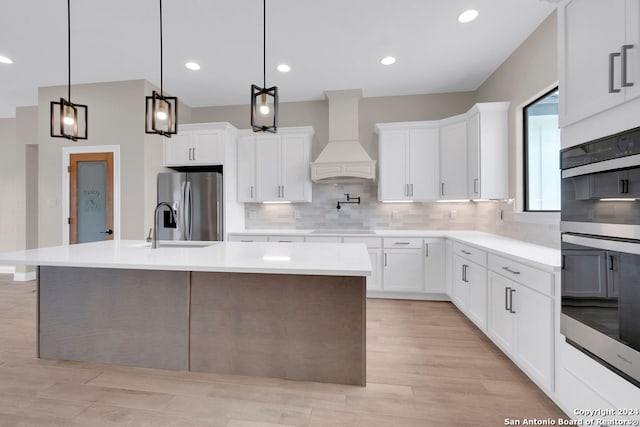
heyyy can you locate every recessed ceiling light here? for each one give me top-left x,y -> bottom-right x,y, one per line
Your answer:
277,64 -> 291,73
380,56 -> 396,66
185,61 -> 200,71
458,9 -> 479,23
0,55 -> 13,64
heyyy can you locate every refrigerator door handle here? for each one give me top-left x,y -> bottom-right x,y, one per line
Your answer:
185,181 -> 193,240
178,180 -> 187,238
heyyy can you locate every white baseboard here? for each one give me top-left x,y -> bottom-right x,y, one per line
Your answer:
13,271 -> 37,282
0,266 -> 16,274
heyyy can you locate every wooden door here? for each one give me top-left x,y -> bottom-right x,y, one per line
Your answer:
69,152 -> 114,244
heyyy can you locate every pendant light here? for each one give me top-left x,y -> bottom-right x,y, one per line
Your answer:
50,0 -> 88,141
145,0 -> 178,137
251,0 -> 278,133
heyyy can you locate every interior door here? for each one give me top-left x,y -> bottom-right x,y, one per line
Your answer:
69,152 -> 114,244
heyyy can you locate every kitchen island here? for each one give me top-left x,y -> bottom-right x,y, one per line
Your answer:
0,240 -> 371,385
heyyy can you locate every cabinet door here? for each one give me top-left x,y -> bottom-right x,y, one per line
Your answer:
237,136 -> 256,202
367,248 -> 383,291
192,131 -> 222,165
280,134 -> 310,201
408,128 -> 439,201
513,283 -> 553,390
255,135 -> 281,201
379,131 -> 409,200
561,249 -> 607,298
452,255 -> 469,310
467,113 -> 480,198
424,239 -> 445,293
625,0 -> 640,101
466,261 -> 488,331
164,133 -> 193,166
440,121 -> 468,200
488,272 -> 515,354
383,249 -> 423,291
559,0 -> 626,126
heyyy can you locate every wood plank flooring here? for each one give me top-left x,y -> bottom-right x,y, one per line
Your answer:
0,274 -> 567,426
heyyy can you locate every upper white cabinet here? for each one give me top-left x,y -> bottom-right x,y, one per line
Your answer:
164,123 -> 235,167
466,102 -> 509,200
559,0 -> 640,127
439,116 -> 468,200
376,123 -> 439,201
237,127 -> 314,203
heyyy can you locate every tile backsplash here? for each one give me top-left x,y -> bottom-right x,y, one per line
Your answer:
244,182 -> 560,248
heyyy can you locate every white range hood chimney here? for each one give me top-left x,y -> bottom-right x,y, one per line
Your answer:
311,89 -> 376,181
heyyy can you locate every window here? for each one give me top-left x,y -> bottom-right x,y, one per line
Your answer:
524,88 -> 560,211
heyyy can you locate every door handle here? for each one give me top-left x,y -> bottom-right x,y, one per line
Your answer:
410,183 -> 414,196
192,147 -> 196,161
609,254 -> 616,271
100,229 -> 113,235
505,287 -> 511,312
384,253 -> 388,267
188,148 -> 191,161
610,51 -> 622,93
509,288 -> 516,314
501,266 -> 521,275
618,179 -> 629,194
281,185 -> 285,198
394,242 -> 411,245
461,249 -> 471,255
405,184 -> 408,197
473,178 -> 479,194
441,182 -> 445,196
622,44 -> 634,87
462,264 -> 468,283
425,243 -> 429,257
250,186 -> 254,199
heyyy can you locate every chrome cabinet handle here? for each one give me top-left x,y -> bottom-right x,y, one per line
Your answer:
281,185 -> 285,198
610,51 -> 622,93
410,183 -> 414,196
502,266 -> 521,275
394,242 -> 411,245
622,44 -> 634,87
509,288 -> 516,314
405,184 -> 408,197
505,287 -> 511,312
473,178 -> 479,194
188,148 -> 192,161
441,182 -> 445,196
250,186 -> 254,199
192,147 -> 196,160
461,249 -> 471,255
462,264 -> 468,283
384,253 -> 388,267
425,243 -> 429,257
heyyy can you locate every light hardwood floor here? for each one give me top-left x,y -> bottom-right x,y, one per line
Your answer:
0,275 -> 566,426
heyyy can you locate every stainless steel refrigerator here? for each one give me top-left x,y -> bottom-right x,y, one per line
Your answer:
157,172 -> 223,241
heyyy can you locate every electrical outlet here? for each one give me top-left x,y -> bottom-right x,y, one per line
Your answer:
391,211 -> 399,220
450,210 -> 457,220
248,210 -> 257,220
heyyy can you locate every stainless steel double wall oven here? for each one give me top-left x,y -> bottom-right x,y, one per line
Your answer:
560,126 -> 640,387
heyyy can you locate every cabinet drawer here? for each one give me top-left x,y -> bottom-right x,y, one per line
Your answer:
267,235 -> 305,243
488,254 -> 552,296
453,242 -> 487,267
228,234 -> 268,242
383,237 -> 423,249
304,236 -> 343,243
343,237 -> 382,249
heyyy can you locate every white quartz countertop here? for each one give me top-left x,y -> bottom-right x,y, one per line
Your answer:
229,229 -> 561,270
0,240 -> 372,277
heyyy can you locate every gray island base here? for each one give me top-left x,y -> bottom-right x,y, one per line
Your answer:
38,266 -> 366,386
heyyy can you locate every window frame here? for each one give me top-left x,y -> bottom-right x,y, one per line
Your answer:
523,86 -> 560,213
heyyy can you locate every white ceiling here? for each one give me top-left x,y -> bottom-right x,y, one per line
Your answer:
0,0 -> 557,118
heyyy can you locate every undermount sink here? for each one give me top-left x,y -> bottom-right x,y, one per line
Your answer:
311,229 -> 376,235
128,242 -> 215,249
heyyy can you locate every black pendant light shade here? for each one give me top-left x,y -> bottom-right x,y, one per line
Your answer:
50,0 -> 88,141
251,0 -> 278,133
145,0 -> 178,137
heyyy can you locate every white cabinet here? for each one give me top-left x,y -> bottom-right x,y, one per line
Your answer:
376,123 -> 439,201
237,127 -> 314,203
487,254 -> 554,392
559,0 -> 640,127
466,103 -> 509,200
164,123 -> 231,166
344,237 -> 383,291
423,238 -> 445,293
439,118 -> 468,200
382,238 -> 424,292
452,242 -> 488,331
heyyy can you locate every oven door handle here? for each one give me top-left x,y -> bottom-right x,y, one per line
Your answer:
562,233 -> 640,255
561,153 -> 640,178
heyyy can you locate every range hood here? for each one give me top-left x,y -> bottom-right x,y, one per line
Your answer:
311,89 -> 376,181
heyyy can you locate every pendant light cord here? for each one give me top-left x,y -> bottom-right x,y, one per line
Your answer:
67,0 -> 71,102
159,0 -> 164,96
263,0 -> 266,88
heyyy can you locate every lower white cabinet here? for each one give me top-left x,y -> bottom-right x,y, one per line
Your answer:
383,249 -> 424,292
452,254 -> 488,331
344,237 -> 383,291
487,257 -> 554,392
424,238 -> 445,293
